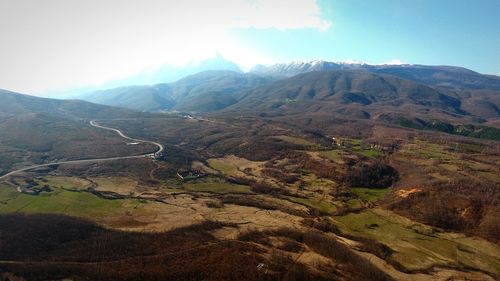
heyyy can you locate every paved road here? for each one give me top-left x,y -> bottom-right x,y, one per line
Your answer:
89,120 -> 163,154
0,120 -> 163,181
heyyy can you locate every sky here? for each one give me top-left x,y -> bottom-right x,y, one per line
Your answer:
0,0 -> 499,95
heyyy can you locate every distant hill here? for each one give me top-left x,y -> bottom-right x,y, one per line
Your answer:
81,70 -> 272,112
0,90 -> 152,176
0,89 -> 141,120
228,71 -> 466,118
81,84 -> 175,112
222,70 -> 500,140
57,54 -> 242,98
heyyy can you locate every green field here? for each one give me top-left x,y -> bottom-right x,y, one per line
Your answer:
342,138 -> 362,146
346,198 -> 363,209
319,150 -> 343,162
331,209 -> 500,274
287,196 -> 337,215
207,159 -> 236,173
298,173 -> 336,190
0,186 -> 124,219
408,141 -> 456,160
339,138 -> 382,158
41,176 -> 92,190
273,135 -> 320,148
351,187 -> 389,203
357,148 -> 382,158
438,162 -> 460,171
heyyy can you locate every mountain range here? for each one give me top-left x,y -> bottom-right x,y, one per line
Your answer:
3,59 -> 497,149
251,60 -> 500,91
76,60 -> 499,125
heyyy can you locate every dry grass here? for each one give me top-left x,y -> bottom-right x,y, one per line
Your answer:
90,176 -> 139,195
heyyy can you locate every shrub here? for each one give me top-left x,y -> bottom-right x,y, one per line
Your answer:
344,160 -> 399,188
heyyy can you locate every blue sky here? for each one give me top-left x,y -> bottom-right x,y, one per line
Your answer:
0,0 -> 499,95
232,0 -> 500,73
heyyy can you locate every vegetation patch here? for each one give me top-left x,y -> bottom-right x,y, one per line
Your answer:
394,117 -> 500,141
286,196 -> 337,215
1,214 -> 306,281
336,138 -> 382,158
331,209 -> 500,275
0,186 -> 124,219
358,148 -> 382,158
346,198 -> 363,209
344,161 -> 399,188
273,135 -> 320,148
319,150 -> 343,162
403,141 -> 456,161
206,156 -> 265,183
438,163 -> 459,171
352,187 -> 389,203
91,176 -> 139,195
207,159 -> 236,173
184,181 -> 252,194
40,176 -> 92,190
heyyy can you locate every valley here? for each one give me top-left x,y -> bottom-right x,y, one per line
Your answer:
0,60 -> 499,281
0,97 -> 499,280
0,120 -> 162,181
1,1 -> 499,279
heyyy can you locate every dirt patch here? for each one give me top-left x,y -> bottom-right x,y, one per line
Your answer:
396,188 -> 422,198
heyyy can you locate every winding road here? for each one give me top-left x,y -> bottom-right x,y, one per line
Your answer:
0,120 -> 164,181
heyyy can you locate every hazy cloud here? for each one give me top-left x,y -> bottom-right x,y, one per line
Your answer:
0,0 -> 330,94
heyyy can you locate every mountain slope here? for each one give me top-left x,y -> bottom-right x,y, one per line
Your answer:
369,65 -> 500,91
81,70 -> 272,112
0,89 -> 143,120
82,67 -> 499,124
82,84 -> 174,112
0,90 -> 152,175
230,71 -> 464,116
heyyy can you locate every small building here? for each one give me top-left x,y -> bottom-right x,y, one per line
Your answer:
332,137 -> 340,146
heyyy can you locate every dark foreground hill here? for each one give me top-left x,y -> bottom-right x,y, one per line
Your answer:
0,214 -> 394,281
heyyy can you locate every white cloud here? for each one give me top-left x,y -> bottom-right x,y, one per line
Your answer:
227,0 -> 331,31
0,0 -> 330,94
